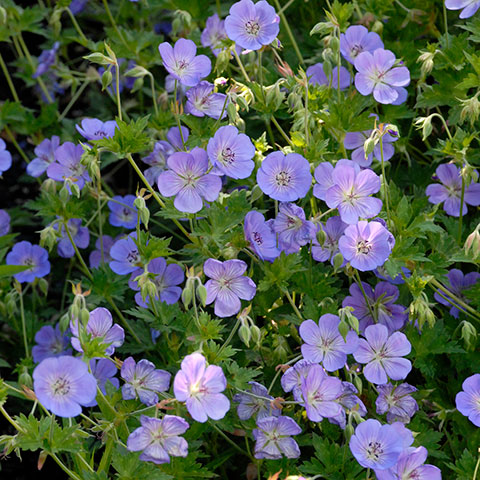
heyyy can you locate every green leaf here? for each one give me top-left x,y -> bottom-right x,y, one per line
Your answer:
0,264 -> 30,278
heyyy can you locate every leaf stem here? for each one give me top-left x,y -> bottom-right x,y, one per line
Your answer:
273,0 -> 304,65
0,53 -> 20,102
458,172 -> 466,244
233,48 -> 251,83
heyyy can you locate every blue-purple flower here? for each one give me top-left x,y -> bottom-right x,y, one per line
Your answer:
204,258 -> 257,317
158,38 -> 211,87
57,218 -> 90,258
173,353 -> 230,423
70,307 -> 125,356
157,148 -> 222,214
456,373 -> 480,427
234,381 -> 281,420
110,234 -> 142,275
108,195 -> 138,229
47,142 -> 90,191
445,0 -> 480,18
313,159 -> 359,202
225,0 -> 280,51
353,324 -> 412,385
27,136 -> 60,177
33,355 -> 97,417
273,202 -> 316,254
340,25 -> 384,65
185,81 -> 228,119
299,314 -> 358,372
201,14 -> 228,56
127,415 -> 189,464
339,220 -> 393,271
434,268 -> 480,318
306,63 -> 351,90
257,151 -> 312,201
33,42 -> 60,78
0,139 -> 12,175
167,126 -> 189,151
207,125 -> 255,179
426,163 -> 480,217
0,209 -> 10,236
89,235 -> 115,268
129,257 -> 184,308
349,419 -> 405,470
312,216 -> 348,264
121,356 -> 171,406
342,281 -> 408,333
281,359 -> 316,402
325,163 -> 382,224
142,141 -> 174,185
6,241 -> 51,283
301,364 -> 343,421
376,383 -> 418,424
344,128 -> 398,168
244,211 -> 280,262
354,49 -> 410,105
76,118 -> 117,141
84,358 -> 120,407
329,381 -> 367,429
252,416 -> 301,459
375,446 -> 442,480
32,324 -> 72,364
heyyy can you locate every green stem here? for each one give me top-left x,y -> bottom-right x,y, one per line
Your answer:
115,60 -> 122,121
106,296 -> 142,344
473,449 -> 480,480
430,279 -> 480,321
64,221 -> 94,281
0,52 -> 20,102
97,436 -> 114,474
431,113 -> 453,141
66,7 -> 88,43
282,288 -> 303,321
216,317 -> 241,361
101,0 -> 128,49
18,285 -> 30,359
149,73 -> 159,116
430,286 -> 480,323
0,404 -> 25,433
354,270 -> 376,322
173,80 -> 186,150
125,154 -> 197,246
458,173 -> 466,244
76,453 -> 95,473
59,79 -> 90,122
233,48 -> 251,83
304,76 -> 310,145
336,26 -> 341,101
209,422 -> 254,460
4,125 -> 30,164
379,136 -> 391,228
443,3 -> 449,49
17,33 -> 53,104
271,116 -> 295,148
273,0 -> 304,65
50,453 -> 82,480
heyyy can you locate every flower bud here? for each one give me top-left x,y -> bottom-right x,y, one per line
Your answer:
70,181 -> 81,198
465,226 -> 480,258
0,7 -> 7,26
59,184 -> 70,204
414,115 -> 434,141
39,224 -> 58,251
363,137 -> 376,157
338,319 -> 349,341
37,450 -> 48,471
215,49 -> 231,75
37,278 -> 49,297
316,226 -> 326,245
417,50 -> 435,76
19,368 -> 33,389
372,20 -> 383,34
250,184 -> 264,203
459,92 -> 480,126
345,423 -> 355,442
250,324 -> 261,345
333,252 -> 344,271
353,374 -> 362,395
59,312 -> 70,332
196,284 -> 208,307
41,178 -> 57,194
461,321 -> 477,350
182,278 -> 195,308
80,307 -> 90,326
101,69 -> 113,91
238,323 -> 251,347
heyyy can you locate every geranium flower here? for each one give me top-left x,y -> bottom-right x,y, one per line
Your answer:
76,118 -> 117,141
204,258 -> 257,317
33,356 -> 97,417
70,307 -> 125,356
47,142 -> 90,191
353,324 -> 412,385
141,141 -> 174,185
207,125 -> 255,179
233,381 -> 281,420
157,148 -> 222,214
225,0 -> 280,51
27,136 -> 60,177
456,373 -> 480,427
445,0 -> 480,18
280,359 -> 316,402
340,25 -> 384,64
108,195 -> 138,229
57,218 -> 90,258
173,353 -> 230,423
127,415 -> 189,464
0,139 -> 12,175
349,419 -> 405,470
253,416 -> 301,459
312,216 -> 348,264
201,13 -> 229,56
121,357 -> 171,406
32,324 -> 72,364
354,48 -> 410,104
338,220 -> 393,271
426,163 -> 480,217
376,383 -> 418,424
6,241 -> 51,283
185,81 -> 228,119
306,63 -> 351,90
299,314 -> 358,372
244,211 -> 280,262
158,38 -> 211,87
110,234 -> 143,274
0,209 -> 10,237
344,128 -> 397,168
257,151 -> 312,202
89,235 -> 115,268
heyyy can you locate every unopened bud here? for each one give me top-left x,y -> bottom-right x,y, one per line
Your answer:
238,323 -> 251,347
316,226 -> 326,245
19,369 -> 33,389
465,226 -> 480,258
250,324 -> 261,345
345,423 -> 355,441
59,184 -> 70,204
461,321 -> 477,350
459,92 -> 480,126
196,284 -> 207,307
80,307 -> 90,326
101,69 -> 112,91
338,319 -> 349,341
372,20 -> 383,34
0,7 -> 7,26
333,252 -> 344,270
414,115 -> 434,141
37,450 -> 48,471
182,278 -> 195,308
37,278 -> 49,297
